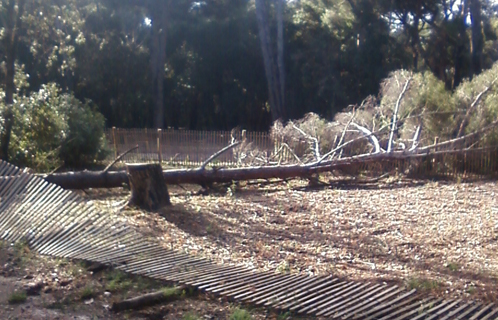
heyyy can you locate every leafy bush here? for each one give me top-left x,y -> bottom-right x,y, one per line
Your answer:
2,82 -> 108,171
230,308 -> 252,320
271,61 -> 498,163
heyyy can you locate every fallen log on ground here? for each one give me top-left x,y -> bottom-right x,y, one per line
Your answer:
111,285 -> 187,312
37,148 -> 493,189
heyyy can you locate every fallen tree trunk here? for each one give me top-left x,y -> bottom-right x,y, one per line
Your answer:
38,149 -> 487,190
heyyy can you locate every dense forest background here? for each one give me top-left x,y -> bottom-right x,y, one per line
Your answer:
1,0 -> 498,168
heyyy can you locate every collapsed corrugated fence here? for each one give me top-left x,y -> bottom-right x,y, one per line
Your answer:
0,160 -> 497,319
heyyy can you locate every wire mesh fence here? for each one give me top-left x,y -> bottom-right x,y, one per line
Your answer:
105,128 -> 498,180
105,128 -> 275,166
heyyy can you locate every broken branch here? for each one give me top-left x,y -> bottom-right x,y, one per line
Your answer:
418,118 -> 498,152
103,145 -> 139,173
409,125 -> 422,152
335,110 -> 356,160
350,122 -> 381,154
200,141 -> 241,170
456,77 -> 497,139
388,77 -> 412,152
292,123 -> 321,160
111,286 -> 187,312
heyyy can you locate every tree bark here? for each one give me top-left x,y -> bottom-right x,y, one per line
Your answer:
127,163 -> 170,210
255,0 -> 285,122
111,286 -> 185,312
276,0 -> 285,111
149,1 -> 168,129
470,0 -> 483,77
40,152 -> 437,190
0,0 -> 25,161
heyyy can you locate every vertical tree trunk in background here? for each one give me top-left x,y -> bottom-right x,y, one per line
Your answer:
149,1 -> 168,129
411,15 -> 420,71
255,0 -> 285,122
0,0 -> 25,161
276,0 -> 285,112
470,0 -> 483,77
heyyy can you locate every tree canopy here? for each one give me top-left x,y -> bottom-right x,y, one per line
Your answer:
1,0 -> 497,133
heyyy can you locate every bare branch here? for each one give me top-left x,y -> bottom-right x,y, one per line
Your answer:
312,123 -> 390,167
335,110 -> 356,160
388,77 -> 412,152
350,122 -> 381,154
200,141 -> 242,170
418,118 -> 498,152
292,123 -> 321,160
409,125 -> 422,152
275,142 -> 303,164
103,145 -> 139,173
456,77 -> 498,139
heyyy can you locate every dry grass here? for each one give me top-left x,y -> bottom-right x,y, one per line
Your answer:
88,177 -> 498,302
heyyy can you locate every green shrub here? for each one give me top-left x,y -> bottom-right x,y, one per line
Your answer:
230,308 -> 252,320
3,82 -> 108,171
8,291 -> 27,304
80,286 -> 95,300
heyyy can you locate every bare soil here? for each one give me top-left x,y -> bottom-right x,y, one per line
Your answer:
87,177 -> 498,302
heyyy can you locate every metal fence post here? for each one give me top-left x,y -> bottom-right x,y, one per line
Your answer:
157,129 -> 162,164
112,127 -> 118,159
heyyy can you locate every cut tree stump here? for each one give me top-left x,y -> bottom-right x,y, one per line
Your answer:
126,163 -> 170,210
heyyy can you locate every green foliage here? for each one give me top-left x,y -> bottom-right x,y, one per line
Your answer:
183,313 -> 201,320
230,308 -> 252,320
277,311 -> 291,320
80,286 -> 95,300
406,278 -> 440,292
1,0 -> 498,134
446,262 -> 460,272
105,270 -> 133,292
3,81 -> 108,171
160,286 -> 181,298
8,291 -> 27,304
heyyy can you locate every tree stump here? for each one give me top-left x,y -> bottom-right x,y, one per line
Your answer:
126,163 -> 170,210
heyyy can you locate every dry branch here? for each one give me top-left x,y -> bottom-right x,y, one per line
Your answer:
275,142 -> 303,164
292,123 -> 321,160
456,77 -> 497,139
103,145 -> 139,173
336,110 -> 356,159
200,141 -> 241,170
388,77 -> 412,152
111,286 -> 186,312
350,122 -> 381,154
418,118 -> 498,152
409,125 -> 422,152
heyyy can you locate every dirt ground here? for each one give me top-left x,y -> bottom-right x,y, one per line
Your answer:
87,177 -> 498,302
0,241 -> 296,320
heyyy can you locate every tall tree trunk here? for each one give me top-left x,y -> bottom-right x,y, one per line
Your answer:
470,0 -> 483,77
150,2 -> 168,129
276,0 -> 285,113
0,0 -> 25,161
255,0 -> 284,122
411,15 -> 420,71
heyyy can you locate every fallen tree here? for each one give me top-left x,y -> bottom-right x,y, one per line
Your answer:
35,71 -> 498,190
40,146 -> 496,190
